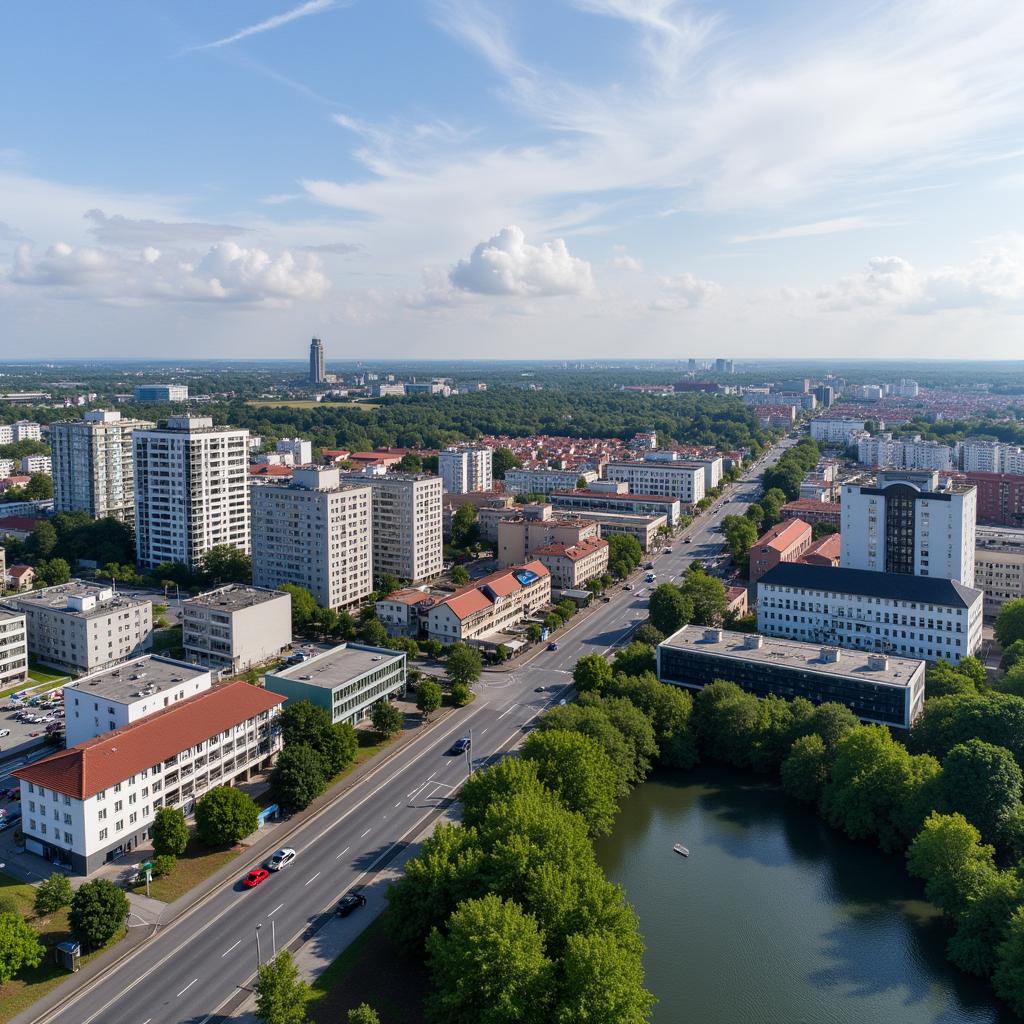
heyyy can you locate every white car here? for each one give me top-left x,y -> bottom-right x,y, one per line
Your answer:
267,847 -> 296,871
0,729 -> 9,737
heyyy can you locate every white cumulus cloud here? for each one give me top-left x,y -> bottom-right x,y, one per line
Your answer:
449,226 -> 594,297
651,271 -> 722,311
9,240 -> 328,305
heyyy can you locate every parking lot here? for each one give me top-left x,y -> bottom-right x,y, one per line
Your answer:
0,685 -> 65,758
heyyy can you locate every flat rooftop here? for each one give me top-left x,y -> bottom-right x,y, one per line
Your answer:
976,526 -> 1024,551
63,655 -> 208,704
269,644 -> 404,689
661,625 -> 923,688
7,581 -> 149,619
184,584 -> 288,613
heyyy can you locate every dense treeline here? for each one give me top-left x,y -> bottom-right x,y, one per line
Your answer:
761,436 -> 820,501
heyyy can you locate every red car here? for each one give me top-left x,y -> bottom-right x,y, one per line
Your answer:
243,868 -> 269,888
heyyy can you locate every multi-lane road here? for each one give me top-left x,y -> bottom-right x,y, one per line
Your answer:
30,438 -> 793,1024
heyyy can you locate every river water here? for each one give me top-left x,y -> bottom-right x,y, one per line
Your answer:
594,766 -> 1015,1024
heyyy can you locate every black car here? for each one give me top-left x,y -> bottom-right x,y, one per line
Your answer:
336,892 -> 367,916
449,736 -> 471,755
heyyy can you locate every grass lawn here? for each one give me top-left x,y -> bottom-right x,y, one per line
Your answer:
27,665 -> 68,685
0,872 -> 125,1024
307,914 -> 427,1024
246,400 -> 380,411
133,838 -> 243,903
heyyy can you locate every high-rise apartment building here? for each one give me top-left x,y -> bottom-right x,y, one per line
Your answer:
439,446 -> 493,494
359,473 -> 443,584
840,470 -> 977,587
51,410 -> 155,523
309,337 -> 326,384
0,421 -> 43,444
251,467 -> 373,609
275,437 -> 313,466
133,417 -> 250,570
604,460 -> 705,505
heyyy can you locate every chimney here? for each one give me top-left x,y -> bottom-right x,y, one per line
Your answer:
868,654 -> 889,671
703,628 -> 723,643
744,634 -> 763,650
820,647 -> 841,663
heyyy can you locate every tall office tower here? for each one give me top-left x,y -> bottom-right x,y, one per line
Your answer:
133,416 -> 251,570
438,445 -> 493,495
309,337 -> 326,384
361,473 -> 444,583
51,410 -> 154,523
840,470 -> 977,587
251,467 -> 373,609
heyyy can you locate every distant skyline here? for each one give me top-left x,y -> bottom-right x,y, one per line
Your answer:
2,1 -> 1024,359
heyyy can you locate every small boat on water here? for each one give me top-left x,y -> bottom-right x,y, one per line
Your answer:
673,843 -> 689,857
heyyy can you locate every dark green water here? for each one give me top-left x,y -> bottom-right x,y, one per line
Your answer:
594,766 -> 1016,1024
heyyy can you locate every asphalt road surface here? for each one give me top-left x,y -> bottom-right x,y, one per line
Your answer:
33,439 -> 794,1024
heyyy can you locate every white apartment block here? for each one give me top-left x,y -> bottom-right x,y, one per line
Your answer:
20,454 -> 51,475
757,563 -> 983,665
959,439 -> 1024,476
133,417 -> 250,570
642,451 -> 723,491
974,526 -> 1024,620
182,585 -> 293,674
51,411 -> 155,523
251,467 -> 373,610
809,418 -> 869,447
0,609 -> 28,689
62,655 -> 212,747
604,461 -> 705,505
0,421 -> 43,444
532,536 -> 609,591
855,433 -> 956,472
14,681 -> 283,875
439,446 -> 493,495
4,582 -> 153,675
504,468 -> 599,496
840,471 -> 977,587
0,459 -> 13,477
359,473 -> 443,583
276,437 -> 313,466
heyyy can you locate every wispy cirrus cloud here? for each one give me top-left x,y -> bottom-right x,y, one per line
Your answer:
730,216 -> 895,244
183,0 -> 338,53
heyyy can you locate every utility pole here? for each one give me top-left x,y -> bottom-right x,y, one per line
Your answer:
466,727 -> 473,775
255,924 -> 262,971
271,918 -> 276,958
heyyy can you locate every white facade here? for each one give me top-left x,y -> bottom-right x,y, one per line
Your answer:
856,433 -> 955,472
840,473 -> 976,587
0,610 -> 28,689
251,467 -> 373,610
20,454 -> 51,475
133,416 -> 251,570
439,446 -> 493,495
810,418 -> 868,447
974,526 -> 1024,619
504,468 -> 598,495
276,437 -> 313,466
960,439 -> 1024,476
360,473 -> 443,583
604,461 -> 705,505
51,411 -> 155,523
757,566 -> 984,665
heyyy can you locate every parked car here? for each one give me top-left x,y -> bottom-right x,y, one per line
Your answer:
243,868 -> 269,888
624,583 -> 634,591
547,642 -> 558,651
267,848 -> 296,871
0,811 -> 22,830
336,892 -> 367,917
0,729 -> 9,737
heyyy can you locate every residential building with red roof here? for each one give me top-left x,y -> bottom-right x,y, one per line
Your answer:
749,518 -> 813,585
725,586 -> 748,617
798,532 -> 842,567
532,536 -> 610,591
5,564 -> 35,591
426,561 -> 551,645
780,499 -> 842,529
0,515 -> 45,541
14,680 -> 284,874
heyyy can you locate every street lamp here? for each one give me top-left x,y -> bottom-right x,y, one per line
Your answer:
255,924 -> 263,971
271,918 -> 276,958
466,727 -> 473,776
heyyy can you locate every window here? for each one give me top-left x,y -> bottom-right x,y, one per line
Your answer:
98,827 -> 108,841
115,820 -> 124,832
64,813 -> 72,825
114,800 -> 122,813
98,807 -> 107,820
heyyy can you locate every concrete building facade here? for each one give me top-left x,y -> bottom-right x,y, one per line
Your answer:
439,446 -> 493,495
532,536 -> 609,591
974,526 -> 1024,620
550,489 -> 683,526
504,468 -> 598,496
749,518 -> 814,585
360,473 -> 444,583
497,508 -> 599,567
603,461 -> 705,505
0,609 -> 28,690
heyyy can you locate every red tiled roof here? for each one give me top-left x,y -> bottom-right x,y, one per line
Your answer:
381,588 -> 435,607
249,465 -> 293,477
799,533 -> 841,563
439,561 -> 549,620
0,516 -> 45,531
550,490 -> 680,504
8,565 -> 34,579
781,499 -> 842,514
755,518 -> 811,554
14,681 -> 283,801
532,536 -> 609,561
726,586 -> 747,600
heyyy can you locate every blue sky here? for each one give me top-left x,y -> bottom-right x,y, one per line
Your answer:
2,0 -> 1023,360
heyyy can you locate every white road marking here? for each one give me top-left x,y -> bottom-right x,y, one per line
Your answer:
268,904 -> 283,916
221,940 -> 240,958
395,800 -> 402,807
497,703 -> 518,719
336,845 -> 350,859
176,979 -> 198,998
360,827 -> 371,837
304,872 -> 320,886
480,728 -> 488,735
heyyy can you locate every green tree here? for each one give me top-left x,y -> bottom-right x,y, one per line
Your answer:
522,729 -> 619,836
279,700 -> 333,748
397,452 -> 423,473
555,928 -> 654,1024
947,868 -> 1023,977
255,951 -> 311,1024
378,572 -> 401,598
69,879 -> 129,951
539,702 -> 636,797
29,520 -> 57,558
280,583 -> 318,634
151,806 -> 189,857
995,906 -> 1024,1015
417,680 -> 443,720
1001,639 -> 1024,673
201,544 -> 252,584
347,1005 -> 381,1024
633,623 -> 664,646
446,643 -> 482,686
611,671 -> 698,769
425,894 -> 552,1024
909,815 -> 996,914
371,699 -> 404,738
360,618 -> 390,647
270,744 -> 329,810
648,584 -> 693,636
925,662 -> 979,700
491,447 -> 522,480
195,786 -> 261,846
996,598 -> 1024,649
679,568 -> 727,626
37,557 -> 72,586
526,622 -> 542,643
460,757 -> 549,828
152,854 -> 177,877
939,739 -> 1023,846
24,473 -> 53,499
910,691 -> 1024,764
451,565 -> 471,586
450,681 -> 472,706
451,504 -> 479,548
0,912 -> 45,984
607,534 -> 642,575
781,734 -> 831,805
33,872 -> 73,916
612,642 -> 656,678
573,654 -> 613,693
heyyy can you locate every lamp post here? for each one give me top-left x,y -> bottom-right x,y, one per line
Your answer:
466,727 -> 473,776
255,924 -> 263,971
271,918 -> 276,958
